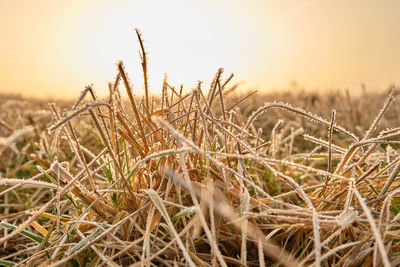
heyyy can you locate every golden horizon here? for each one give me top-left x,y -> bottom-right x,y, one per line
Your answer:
1,0 -> 400,99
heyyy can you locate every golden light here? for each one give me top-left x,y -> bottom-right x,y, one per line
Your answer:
63,0 -> 276,97
1,1 -> 400,99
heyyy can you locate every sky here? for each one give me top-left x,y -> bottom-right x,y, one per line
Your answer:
1,0 -> 400,99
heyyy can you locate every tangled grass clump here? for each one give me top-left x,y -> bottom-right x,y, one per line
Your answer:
1,30 -> 400,266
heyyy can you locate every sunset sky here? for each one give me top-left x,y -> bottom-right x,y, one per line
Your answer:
1,0 -> 400,99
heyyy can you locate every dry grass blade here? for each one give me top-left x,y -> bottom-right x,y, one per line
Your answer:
117,61 -> 149,152
242,101 -> 358,141
0,178 -> 58,190
48,102 -> 110,132
352,185 -> 390,267
379,158 -> 400,198
146,189 -> 196,267
51,162 -> 118,221
135,28 -> 149,110
363,88 -> 394,140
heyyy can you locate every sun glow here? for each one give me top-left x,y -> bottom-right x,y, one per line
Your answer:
63,0 -> 275,98
1,0 -> 400,99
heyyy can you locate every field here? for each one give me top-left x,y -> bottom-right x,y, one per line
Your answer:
1,41 -> 400,266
